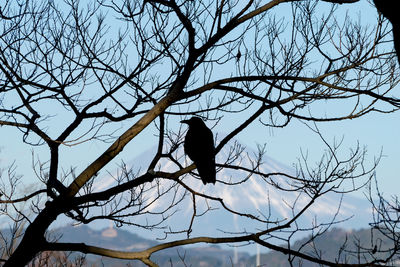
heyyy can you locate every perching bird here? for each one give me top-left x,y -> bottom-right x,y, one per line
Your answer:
373,0 -> 400,64
181,117 -> 216,185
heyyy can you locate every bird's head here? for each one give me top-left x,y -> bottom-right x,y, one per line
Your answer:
180,117 -> 205,127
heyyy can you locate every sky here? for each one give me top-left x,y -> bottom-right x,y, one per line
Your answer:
0,0 -> 399,232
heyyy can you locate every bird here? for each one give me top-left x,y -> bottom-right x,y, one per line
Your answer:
373,0 -> 400,64
181,117 -> 216,185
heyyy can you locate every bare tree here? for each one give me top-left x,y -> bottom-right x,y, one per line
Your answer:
0,0 -> 399,266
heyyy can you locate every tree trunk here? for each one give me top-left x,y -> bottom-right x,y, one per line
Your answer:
4,200 -> 62,267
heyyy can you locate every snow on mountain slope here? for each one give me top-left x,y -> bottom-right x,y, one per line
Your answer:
91,142 -> 373,245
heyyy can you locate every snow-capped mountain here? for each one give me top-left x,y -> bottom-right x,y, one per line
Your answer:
91,142 -> 373,252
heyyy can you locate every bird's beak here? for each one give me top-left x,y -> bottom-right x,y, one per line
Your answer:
180,119 -> 189,124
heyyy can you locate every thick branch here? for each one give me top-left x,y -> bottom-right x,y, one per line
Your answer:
321,0 -> 360,3
65,93 -> 178,197
45,233 -> 386,267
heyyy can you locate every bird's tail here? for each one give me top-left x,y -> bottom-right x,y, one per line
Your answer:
195,159 -> 216,185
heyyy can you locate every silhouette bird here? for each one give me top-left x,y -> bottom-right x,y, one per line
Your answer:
181,117 -> 216,185
373,0 -> 400,64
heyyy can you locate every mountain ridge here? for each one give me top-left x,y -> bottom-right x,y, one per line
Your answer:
43,224 -> 397,266
92,144 -> 373,235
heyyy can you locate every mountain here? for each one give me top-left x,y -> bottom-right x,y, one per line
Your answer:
2,224 -> 395,266
44,225 -> 400,266
89,142 -> 373,256
48,224 -> 251,267
243,227 -> 399,266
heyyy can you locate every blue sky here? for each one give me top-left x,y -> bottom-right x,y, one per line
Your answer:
0,0 -> 398,219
